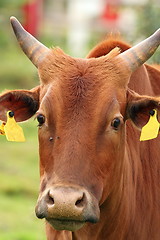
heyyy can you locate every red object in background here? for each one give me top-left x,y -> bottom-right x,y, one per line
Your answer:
101,0 -> 119,23
22,0 -> 43,37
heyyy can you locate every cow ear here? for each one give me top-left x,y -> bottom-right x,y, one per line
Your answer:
0,86 -> 40,122
126,89 -> 160,129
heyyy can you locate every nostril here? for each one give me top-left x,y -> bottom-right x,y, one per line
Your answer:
75,193 -> 85,208
48,195 -> 54,205
47,191 -> 54,205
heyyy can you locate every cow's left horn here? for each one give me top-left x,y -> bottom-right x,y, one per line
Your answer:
117,29 -> 160,72
10,16 -> 49,67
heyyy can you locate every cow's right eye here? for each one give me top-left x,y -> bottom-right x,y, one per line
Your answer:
37,114 -> 45,126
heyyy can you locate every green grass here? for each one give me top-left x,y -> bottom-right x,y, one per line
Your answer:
0,120 -> 46,240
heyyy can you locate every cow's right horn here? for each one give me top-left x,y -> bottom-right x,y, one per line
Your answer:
117,28 -> 160,72
10,16 -> 50,68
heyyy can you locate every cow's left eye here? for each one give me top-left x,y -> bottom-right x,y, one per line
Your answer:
111,118 -> 121,130
37,114 -> 45,126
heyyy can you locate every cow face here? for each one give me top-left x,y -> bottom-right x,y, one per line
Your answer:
1,17 -> 160,232
0,53 -> 126,231
34,49 -> 128,231
1,49 -> 160,231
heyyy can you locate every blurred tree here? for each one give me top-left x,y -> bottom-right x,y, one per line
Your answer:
0,0 -> 38,89
0,0 -> 26,8
136,0 -> 160,63
0,0 -> 27,48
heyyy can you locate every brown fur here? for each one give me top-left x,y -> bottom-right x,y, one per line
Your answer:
33,39 -> 160,239
1,37 -> 160,240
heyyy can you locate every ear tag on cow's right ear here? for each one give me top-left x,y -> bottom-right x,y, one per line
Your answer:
140,109 -> 159,141
4,111 -> 25,142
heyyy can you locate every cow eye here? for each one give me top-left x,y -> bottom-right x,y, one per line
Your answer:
111,118 -> 121,130
37,114 -> 45,126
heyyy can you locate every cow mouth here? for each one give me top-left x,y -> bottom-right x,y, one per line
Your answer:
46,218 -> 85,231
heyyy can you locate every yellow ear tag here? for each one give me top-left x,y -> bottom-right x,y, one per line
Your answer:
4,111 -> 25,142
0,122 -> 6,135
140,109 -> 159,141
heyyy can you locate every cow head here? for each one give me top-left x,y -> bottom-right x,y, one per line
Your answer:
1,17 -> 160,232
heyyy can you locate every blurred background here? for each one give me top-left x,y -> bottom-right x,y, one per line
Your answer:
0,0 -> 160,239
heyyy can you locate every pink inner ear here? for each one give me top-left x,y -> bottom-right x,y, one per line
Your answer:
0,91 -> 39,122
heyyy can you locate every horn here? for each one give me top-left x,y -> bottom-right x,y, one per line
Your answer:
117,29 -> 160,72
10,16 -> 49,67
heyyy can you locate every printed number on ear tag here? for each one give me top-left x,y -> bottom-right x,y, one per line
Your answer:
140,109 -> 159,141
4,111 -> 25,142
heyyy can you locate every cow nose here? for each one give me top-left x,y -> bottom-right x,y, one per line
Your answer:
35,185 -> 100,231
46,186 -> 86,218
35,186 -> 88,220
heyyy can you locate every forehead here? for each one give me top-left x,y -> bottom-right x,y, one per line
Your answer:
38,49 -> 126,113
38,48 -> 122,85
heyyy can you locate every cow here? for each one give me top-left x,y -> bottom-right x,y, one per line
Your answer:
0,16 -> 160,240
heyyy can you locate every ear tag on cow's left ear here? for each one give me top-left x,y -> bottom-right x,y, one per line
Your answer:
140,109 -> 159,141
4,111 -> 25,142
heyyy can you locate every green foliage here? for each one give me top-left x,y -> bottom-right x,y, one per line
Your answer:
0,48 -> 38,90
0,0 -> 39,89
136,1 -> 160,35
0,0 -> 26,8
136,0 -> 160,63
